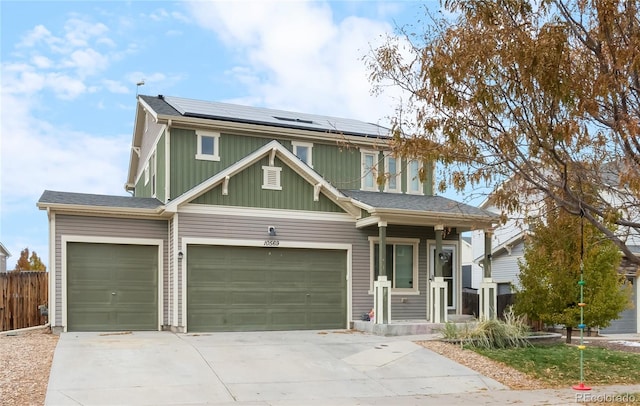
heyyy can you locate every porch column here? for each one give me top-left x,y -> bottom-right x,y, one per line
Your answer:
430,224 -> 448,323
374,221 -> 391,324
480,228 -> 497,320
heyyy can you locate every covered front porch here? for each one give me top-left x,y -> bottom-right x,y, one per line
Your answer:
341,190 -> 499,330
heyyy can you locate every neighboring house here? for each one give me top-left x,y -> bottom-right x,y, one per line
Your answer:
461,236 -> 481,290
0,243 -> 10,272
38,94 -> 497,333
473,198 -> 640,334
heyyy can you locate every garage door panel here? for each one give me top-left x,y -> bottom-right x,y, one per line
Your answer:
187,245 -> 346,332
67,243 -> 158,331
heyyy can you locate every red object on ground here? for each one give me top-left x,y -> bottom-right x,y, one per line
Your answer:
572,382 -> 591,391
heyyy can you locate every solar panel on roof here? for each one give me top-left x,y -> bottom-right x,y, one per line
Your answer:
162,95 -> 390,138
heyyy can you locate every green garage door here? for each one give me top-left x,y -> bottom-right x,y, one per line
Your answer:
187,245 -> 347,332
67,243 -> 158,331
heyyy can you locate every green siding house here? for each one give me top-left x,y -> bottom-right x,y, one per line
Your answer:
38,95 -> 497,333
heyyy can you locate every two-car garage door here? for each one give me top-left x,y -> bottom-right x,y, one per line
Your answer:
187,245 -> 347,332
66,243 -> 158,331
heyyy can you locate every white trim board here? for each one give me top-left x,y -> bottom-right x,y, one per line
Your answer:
179,204 -> 355,222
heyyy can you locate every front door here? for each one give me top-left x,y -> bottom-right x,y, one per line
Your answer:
428,243 -> 458,310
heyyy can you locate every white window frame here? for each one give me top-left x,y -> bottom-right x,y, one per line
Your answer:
292,141 -> 313,168
407,159 -> 424,195
384,155 -> 401,193
361,149 -> 378,191
369,237 -> 420,294
195,130 -> 220,161
262,166 -> 282,190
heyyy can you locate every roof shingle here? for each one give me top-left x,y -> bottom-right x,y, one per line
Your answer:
38,190 -> 163,210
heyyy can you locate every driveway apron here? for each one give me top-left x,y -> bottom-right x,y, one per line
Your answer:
45,330 -> 504,405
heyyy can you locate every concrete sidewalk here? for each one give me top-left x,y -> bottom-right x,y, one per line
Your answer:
45,330 -> 640,406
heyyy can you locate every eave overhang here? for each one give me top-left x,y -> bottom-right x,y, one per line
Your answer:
36,201 -> 170,219
354,208 -> 497,230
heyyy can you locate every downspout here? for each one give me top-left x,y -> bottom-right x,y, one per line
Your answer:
165,119 -> 171,202
47,207 -> 56,332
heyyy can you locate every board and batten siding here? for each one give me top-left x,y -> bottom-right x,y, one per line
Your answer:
193,156 -> 343,212
53,214 -> 168,327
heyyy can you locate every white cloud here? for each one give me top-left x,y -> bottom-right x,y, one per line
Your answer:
184,1 -> 403,124
103,79 -> 130,94
148,8 -> 170,21
31,55 -> 53,69
17,24 -> 55,48
0,92 -> 129,208
62,17 -> 110,49
61,48 -> 109,77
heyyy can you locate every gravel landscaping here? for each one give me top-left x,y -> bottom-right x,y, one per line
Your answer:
0,327 -> 58,406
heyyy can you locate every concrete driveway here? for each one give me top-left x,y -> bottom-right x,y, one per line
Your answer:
45,330 -> 505,405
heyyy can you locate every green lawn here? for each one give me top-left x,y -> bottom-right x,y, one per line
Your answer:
473,344 -> 640,387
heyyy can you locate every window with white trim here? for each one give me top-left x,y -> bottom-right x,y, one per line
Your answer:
292,141 -> 313,167
370,237 -> 420,293
385,155 -> 400,193
361,150 -> 378,191
262,166 -> 282,190
196,130 -> 220,161
407,159 -> 423,194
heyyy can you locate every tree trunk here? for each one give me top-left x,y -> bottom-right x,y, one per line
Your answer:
566,326 -> 573,344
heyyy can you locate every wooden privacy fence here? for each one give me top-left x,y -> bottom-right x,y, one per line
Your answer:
1,271 -> 48,332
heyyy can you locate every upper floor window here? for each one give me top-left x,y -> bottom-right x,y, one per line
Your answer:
370,237 -> 420,294
292,141 -> 313,167
361,150 -> 378,191
385,155 -> 400,193
196,130 -> 220,161
407,160 -> 423,194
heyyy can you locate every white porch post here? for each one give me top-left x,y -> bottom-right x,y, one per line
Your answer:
479,228 -> 497,320
374,221 -> 391,324
430,224 -> 448,323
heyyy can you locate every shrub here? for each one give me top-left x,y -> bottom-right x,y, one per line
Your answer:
440,307 -> 531,349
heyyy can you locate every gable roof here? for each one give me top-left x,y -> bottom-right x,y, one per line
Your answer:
140,95 -> 390,138
0,242 -> 10,257
165,140 -> 360,217
342,189 -> 498,230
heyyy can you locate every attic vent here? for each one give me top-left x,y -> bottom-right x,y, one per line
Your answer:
273,116 -> 314,124
262,166 -> 282,190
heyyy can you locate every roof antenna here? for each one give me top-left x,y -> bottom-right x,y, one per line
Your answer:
136,79 -> 145,96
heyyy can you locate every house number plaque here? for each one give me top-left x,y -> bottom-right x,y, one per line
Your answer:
264,240 -> 280,247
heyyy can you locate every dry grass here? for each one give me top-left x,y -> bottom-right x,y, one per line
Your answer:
0,327 -> 58,406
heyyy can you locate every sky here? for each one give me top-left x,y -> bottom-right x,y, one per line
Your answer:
0,0 -> 455,269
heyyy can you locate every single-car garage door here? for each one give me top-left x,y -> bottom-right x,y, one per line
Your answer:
187,245 -> 347,332
67,242 -> 158,331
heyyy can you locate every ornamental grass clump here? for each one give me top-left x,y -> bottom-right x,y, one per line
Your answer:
440,307 -> 531,349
